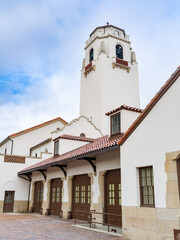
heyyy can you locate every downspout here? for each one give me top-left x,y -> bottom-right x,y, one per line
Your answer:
10,138 -> 14,155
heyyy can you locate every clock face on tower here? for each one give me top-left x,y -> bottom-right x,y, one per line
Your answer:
116,44 -> 123,59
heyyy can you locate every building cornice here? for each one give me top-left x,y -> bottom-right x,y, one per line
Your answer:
85,34 -> 131,50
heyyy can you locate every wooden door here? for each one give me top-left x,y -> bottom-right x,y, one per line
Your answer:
72,174 -> 91,220
105,169 -> 122,227
50,178 -> 63,216
34,181 -> 43,213
3,191 -> 15,212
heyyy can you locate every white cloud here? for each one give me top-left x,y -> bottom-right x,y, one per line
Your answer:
0,0 -> 180,141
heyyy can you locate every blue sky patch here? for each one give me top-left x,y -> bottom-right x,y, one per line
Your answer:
0,72 -> 31,103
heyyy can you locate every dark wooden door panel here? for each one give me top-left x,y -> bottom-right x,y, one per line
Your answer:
50,178 -> 63,216
3,191 -> 15,213
105,169 -> 122,227
72,174 -> 91,220
34,181 -> 43,213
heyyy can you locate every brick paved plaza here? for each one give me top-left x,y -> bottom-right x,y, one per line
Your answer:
0,214 -> 129,240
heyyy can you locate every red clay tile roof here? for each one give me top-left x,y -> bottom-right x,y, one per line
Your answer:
53,134 -> 95,142
105,104 -> 143,116
19,135 -> 122,174
118,66 -> 180,146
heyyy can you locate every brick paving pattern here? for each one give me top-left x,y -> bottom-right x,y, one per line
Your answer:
0,214 -> 130,240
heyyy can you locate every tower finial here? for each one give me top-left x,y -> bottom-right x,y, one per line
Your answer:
107,22 -> 109,25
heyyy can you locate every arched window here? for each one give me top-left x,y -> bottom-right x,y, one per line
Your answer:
80,133 -> 86,137
89,48 -> 94,62
116,44 -> 123,59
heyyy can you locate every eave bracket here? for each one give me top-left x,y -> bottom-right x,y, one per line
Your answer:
79,157 -> 96,173
52,165 -> 67,177
38,170 -> 47,180
18,173 -> 32,182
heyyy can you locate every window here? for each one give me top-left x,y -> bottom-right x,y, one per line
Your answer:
116,44 -> 123,59
75,186 -> 79,203
56,187 -> 60,202
54,140 -> 59,155
109,184 -> 115,205
4,148 -> 7,154
88,185 -> 91,204
118,183 -> 121,205
139,166 -> 155,206
81,186 -> 85,203
89,48 -> 94,62
80,133 -> 86,137
52,187 -> 56,202
111,113 -> 120,135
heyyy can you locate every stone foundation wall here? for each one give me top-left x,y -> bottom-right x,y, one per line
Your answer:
122,206 -> 180,240
0,201 -> 3,212
62,202 -> 70,218
0,200 -> 28,213
13,201 -> 28,212
91,203 -> 104,223
122,150 -> 180,240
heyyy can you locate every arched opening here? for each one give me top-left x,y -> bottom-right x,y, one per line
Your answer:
89,48 -> 94,62
116,44 -> 123,59
80,133 -> 86,137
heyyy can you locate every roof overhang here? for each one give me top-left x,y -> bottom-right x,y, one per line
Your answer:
18,144 -> 119,176
0,136 -> 11,147
118,66 -> 180,146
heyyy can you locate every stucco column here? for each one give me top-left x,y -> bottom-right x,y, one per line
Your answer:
98,170 -> 107,212
93,171 -> 107,223
60,177 -> 66,218
87,173 -> 95,209
44,179 -> 51,215
61,176 -> 73,219
42,180 -> 47,214
29,182 -> 35,212
88,171 -> 106,223
165,151 -> 180,208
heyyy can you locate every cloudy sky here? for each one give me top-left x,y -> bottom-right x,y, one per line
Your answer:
0,0 -> 179,141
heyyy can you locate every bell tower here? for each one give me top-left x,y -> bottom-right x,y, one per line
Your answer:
79,24 -> 140,135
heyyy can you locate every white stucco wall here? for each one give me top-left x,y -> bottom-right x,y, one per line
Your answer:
121,110 -> 141,133
31,141 -> 52,157
121,75 -> 180,208
59,139 -> 89,155
51,116 -> 103,141
0,153 -> 50,202
0,140 -> 12,155
7,121 -> 65,156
